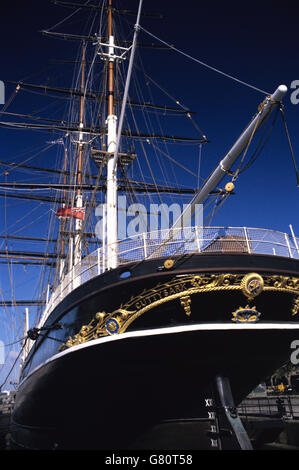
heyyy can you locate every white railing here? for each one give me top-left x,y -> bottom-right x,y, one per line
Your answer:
38,226 -> 299,328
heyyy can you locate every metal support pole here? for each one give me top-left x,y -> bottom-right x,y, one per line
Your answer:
243,227 -> 251,254
215,376 -> 253,450
290,224 -> 299,256
195,225 -> 201,252
285,232 -> 293,258
103,203 -> 106,271
143,232 -> 147,258
97,248 -> 101,275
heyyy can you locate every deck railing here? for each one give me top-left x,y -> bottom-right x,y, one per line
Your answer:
238,395 -> 299,420
38,226 -> 299,329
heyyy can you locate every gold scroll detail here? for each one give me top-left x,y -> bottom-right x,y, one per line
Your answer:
60,272 -> 299,350
292,296 -> 299,316
180,295 -> 192,316
231,305 -> 261,323
241,273 -> 264,301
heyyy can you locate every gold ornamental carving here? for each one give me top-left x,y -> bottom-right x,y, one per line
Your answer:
231,305 -> 261,323
60,272 -> 299,350
292,296 -> 299,316
241,273 -> 264,301
180,295 -> 192,316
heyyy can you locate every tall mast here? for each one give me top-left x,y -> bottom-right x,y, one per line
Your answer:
59,144 -> 68,279
106,0 -> 118,269
73,43 -> 86,267
21,308 -> 30,367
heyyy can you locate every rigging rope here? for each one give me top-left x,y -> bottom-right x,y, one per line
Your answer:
237,106 -> 279,174
279,107 -> 299,186
0,336 -> 27,348
125,103 -> 283,269
197,143 -> 202,189
0,85 -> 20,116
139,25 -> 270,96
46,0 -> 93,31
0,285 -> 21,339
146,139 -> 201,179
0,339 -> 26,390
136,66 -> 208,138
230,111 -> 263,182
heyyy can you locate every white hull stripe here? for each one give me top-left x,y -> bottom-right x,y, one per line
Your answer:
19,322 -> 299,388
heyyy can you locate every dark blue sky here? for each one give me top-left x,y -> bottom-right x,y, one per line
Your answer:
1,0 -> 298,231
1,0 -> 299,387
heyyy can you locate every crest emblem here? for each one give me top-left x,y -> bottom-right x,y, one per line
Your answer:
232,305 -> 261,323
241,273 -> 264,300
105,318 -> 120,335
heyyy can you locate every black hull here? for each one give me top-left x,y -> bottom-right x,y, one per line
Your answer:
11,253 -> 299,449
11,325 -> 299,450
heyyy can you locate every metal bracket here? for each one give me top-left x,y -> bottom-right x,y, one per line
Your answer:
215,375 -> 253,450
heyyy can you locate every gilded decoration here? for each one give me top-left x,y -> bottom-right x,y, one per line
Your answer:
180,295 -> 192,316
60,272 -> 299,350
231,306 -> 261,323
292,296 -> 299,316
241,273 -> 264,301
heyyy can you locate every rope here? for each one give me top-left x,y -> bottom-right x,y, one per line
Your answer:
197,143 -> 202,189
0,338 -> 27,390
45,0 -> 93,31
203,193 -> 230,226
230,112 -> 263,182
226,100 -> 280,183
146,139 -> 201,179
238,106 -> 279,174
280,107 -> 299,186
139,67 -> 207,138
0,336 -> 27,348
139,25 -> 270,96
0,85 -> 20,116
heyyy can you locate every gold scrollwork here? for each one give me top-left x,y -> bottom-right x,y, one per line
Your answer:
59,272 -> 299,350
180,295 -> 192,316
266,275 -> 299,291
241,273 -> 264,301
232,305 -> 261,323
292,296 -> 299,316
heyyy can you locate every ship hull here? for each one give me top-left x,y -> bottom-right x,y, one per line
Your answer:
11,324 -> 299,450
11,253 -> 299,449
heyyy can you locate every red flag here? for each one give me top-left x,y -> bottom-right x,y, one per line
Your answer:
56,206 -> 85,220
71,207 -> 85,220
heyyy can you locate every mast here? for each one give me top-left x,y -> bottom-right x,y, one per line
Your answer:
21,308 -> 30,367
105,0 -> 143,270
59,145 -> 68,280
73,43 -> 86,267
106,0 -> 118,269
